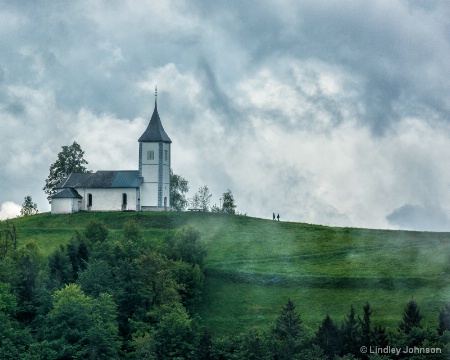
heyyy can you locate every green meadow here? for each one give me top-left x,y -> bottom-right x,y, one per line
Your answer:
7,211 -> 450,335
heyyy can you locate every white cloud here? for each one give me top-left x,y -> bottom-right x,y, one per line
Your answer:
0,202 -> 21,220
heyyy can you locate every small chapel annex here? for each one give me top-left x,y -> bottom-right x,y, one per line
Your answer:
51,92 -> 171,214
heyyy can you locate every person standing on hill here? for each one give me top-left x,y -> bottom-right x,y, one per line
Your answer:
277,213 -> 280,221
273,213 -> 276,220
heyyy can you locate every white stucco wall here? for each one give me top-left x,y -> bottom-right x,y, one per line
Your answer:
51,198 -> 78,214
76,187 -> 138,211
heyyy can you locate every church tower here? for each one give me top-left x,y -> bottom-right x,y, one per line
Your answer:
138,88 -> 171,210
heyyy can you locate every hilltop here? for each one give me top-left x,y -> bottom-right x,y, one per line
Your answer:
6,211 -> 450,335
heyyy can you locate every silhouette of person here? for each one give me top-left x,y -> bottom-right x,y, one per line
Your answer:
277,213 -> 280,221
273,213 -> 276,220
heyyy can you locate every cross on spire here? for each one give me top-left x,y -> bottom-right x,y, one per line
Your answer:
155,85 -> 157,106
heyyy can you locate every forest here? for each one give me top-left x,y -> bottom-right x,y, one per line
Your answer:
1,218 -> 450,359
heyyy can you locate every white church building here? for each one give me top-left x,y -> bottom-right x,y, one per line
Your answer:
51,95 -> 171,214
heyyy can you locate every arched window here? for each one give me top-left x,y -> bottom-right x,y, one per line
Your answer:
87,193 -> 93,209
122,193 -> 127,211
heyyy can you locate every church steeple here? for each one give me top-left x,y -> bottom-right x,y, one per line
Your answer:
138,87 -> 171,211
138,87 -> 172,143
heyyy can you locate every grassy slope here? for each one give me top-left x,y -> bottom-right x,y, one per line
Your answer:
7,211 -> 450,335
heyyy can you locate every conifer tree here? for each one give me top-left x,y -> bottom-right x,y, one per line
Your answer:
398,299 -> 423,335
438,303 -> 450,335
316,314 -> 340,360
340,305 -> 362,357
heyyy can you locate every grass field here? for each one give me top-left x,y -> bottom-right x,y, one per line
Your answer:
6,211 -> 450,335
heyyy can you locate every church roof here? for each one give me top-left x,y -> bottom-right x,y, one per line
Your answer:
57,171 -> 143,189
51,188 -> 82,199
138,101 -> 172,143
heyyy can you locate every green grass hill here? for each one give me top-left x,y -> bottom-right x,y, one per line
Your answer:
7,211 -> 450,335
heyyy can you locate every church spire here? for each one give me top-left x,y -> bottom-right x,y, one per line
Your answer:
138,87 -> 171,143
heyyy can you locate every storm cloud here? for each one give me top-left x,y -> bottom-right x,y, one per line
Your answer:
1,0 -> 449,230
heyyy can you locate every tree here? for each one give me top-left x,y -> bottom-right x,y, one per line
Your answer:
273,299 -> 303,359
20,195 -> 38,216
359,302 -> 372,356
42,284 -> 121,359
170,169 -> 189,211
316,315 -> 340,360
340,305 -> 362,357
222,189 -> 236,214
190,185 -> 212,211
438,303 -> 450,335
398,299 -> 423,335
43,141 -> 91,202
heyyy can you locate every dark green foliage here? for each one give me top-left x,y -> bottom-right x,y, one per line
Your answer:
0,281 -> 32,359
316,314 -> 341,359
166,226 -> 207,268
372,325 -> 389,348
274,299 -> 302,341
238,329 -> 273,360
21,195 -> 38,216
40,284 -> 121,359
399,299 -> 423,334
0,220 -> 18,259
47,245 -> 72,288
340,305 -> 362,357
43,141 -> 91,202
170,169 -> 189,211
360,302 -> 372,349
66,231 -> 89,281
195,327 -> 213,360
84,220 -> 109,244
438,303 -> 450,335
222,189 -> 236,214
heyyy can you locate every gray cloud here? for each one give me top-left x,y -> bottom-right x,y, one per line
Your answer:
386,204 -> 450,232
1,1 -> 450,230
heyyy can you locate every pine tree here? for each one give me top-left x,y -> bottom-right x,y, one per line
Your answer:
438,303 -> 450,335
359,302 -> 372,351
398,299 -> 423,335
316,314 -> 341,360
274,299 -> 302,341
341,305 -> 362,357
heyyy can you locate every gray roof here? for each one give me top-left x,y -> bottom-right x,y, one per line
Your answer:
138,102 -> 172,143
57,171 -> 143,189
51,188 -> 82,199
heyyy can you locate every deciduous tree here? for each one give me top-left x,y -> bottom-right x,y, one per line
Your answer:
170,169 -> 189,211
20,195 -> 38,216
222,189 -> 236,214
43,141 -> 91,202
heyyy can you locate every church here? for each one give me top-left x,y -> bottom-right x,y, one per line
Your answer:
51,92 -> 171,214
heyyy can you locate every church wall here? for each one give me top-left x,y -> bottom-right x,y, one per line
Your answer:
78,188 -> 138,211
139,183 -> 158,207
51,198 -> 77,214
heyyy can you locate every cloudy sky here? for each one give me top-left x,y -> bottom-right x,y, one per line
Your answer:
1,0 -> 450,231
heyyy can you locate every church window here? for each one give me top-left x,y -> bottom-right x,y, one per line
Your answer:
147,150 -> 154,160
87,193 -> 92,208
164,150 -> 168,161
